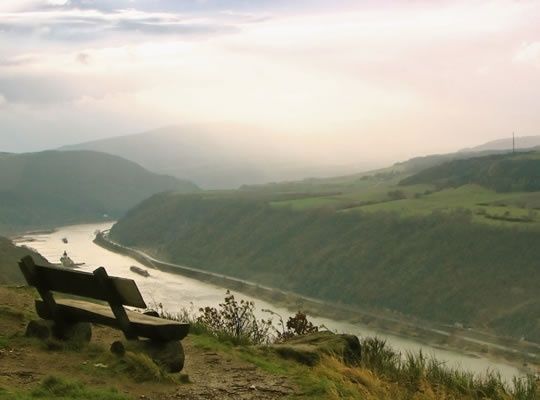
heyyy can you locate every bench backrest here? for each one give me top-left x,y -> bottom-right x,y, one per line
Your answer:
19,256 -> 147,309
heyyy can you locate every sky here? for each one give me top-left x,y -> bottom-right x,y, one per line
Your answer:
0,0 -> 539,165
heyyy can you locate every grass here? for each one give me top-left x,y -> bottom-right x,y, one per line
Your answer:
271,183 -> 540,228
118,351 -> 171,382
190,332 -> 337,399
0,305 -> 31,322
189,329 -> 539,400
0,376 -> 129,400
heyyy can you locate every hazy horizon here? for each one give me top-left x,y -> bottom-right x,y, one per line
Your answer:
1,0 -> 539,166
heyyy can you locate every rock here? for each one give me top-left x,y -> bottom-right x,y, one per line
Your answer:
26,319 -> 92,343
123,340 -> 185,373
52,322 -> 92,342
271,331 -> 361,366
25,320 -> 53,340
110,340 -> 126,356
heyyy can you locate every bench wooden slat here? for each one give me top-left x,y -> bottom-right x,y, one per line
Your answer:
35,299 -> 190,341
21,260 -> 146,309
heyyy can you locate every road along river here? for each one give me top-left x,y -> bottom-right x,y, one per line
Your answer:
15,222 -> 532,382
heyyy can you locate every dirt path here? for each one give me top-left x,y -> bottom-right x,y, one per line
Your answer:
0,286 -> 298,399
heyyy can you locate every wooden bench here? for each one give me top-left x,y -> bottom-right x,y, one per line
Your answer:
18,256 -> 190,342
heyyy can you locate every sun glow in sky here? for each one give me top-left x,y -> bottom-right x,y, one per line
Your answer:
1,0 -> 539,164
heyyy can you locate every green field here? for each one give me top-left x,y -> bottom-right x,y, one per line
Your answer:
270,184 -> 540,228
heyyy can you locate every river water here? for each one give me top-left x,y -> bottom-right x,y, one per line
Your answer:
15,222 -> 526,381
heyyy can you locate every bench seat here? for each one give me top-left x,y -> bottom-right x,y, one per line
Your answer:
36,298 -> 189,342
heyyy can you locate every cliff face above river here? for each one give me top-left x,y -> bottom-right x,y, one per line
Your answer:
110,192 -> 540,344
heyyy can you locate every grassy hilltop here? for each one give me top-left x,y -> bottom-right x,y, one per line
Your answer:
110,151 -> 540,344
0,285 -> 538,400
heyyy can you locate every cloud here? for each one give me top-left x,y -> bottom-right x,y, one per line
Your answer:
0,55 -> 37,67
75,52 -> 90,64
0,93 -> 6,107
0,8 -> 241,43
514,42 -> 540,67
46,0 -> 70,5
1,0 -> 540,160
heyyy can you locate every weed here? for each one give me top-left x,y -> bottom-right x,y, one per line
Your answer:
197,291 -> 274,345
117,351 -> 171,383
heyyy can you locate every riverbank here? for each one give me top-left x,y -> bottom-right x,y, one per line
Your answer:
94,230 -> 539,377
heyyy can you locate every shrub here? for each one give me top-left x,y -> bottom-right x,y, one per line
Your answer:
197,291 -> 274,345
265,310 -> 319,341
387,190 -> 407,200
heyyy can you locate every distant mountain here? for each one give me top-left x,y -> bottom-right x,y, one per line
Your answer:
61,125 -> 377,189
0,150 -> 198,233
0,236 -> 50,285
400,151 -> 540,192
460,135 -> 540,152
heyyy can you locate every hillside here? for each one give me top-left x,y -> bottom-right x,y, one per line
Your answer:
240,148 -> 520,195
0,150 -> 198,234
1,286 -> 537,400
61,125 -> 377,189
400,152 -> 540,192
460,135 -> 540,152
110,192 -> 540,343
0,236 -> 50,285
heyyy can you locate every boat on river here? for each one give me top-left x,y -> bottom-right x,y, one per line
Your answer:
59,251 -> 84,268
130,265 -> 150,277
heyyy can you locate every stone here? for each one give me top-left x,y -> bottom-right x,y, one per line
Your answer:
271,331 -> 361,366
110,340 -> 126,356
52,322 -> 92,342
25,320 -> 53,340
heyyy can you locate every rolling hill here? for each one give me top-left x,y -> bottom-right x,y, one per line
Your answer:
108,149 -> 540,343
460,135 -> 540,152
0,150 -> 199,234
110,191 -> 540,343
240,147 -> 524,195
400,151 -> 540,192
61,125 -> 377,189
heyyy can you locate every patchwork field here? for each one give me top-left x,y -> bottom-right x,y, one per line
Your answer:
270,184 -> 540,228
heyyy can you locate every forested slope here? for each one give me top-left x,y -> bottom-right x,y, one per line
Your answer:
400,152 -> 540,192
110,193 -> 540,343
0,150 -> 199,233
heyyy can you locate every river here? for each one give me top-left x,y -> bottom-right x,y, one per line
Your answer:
15,222 -> 527,381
